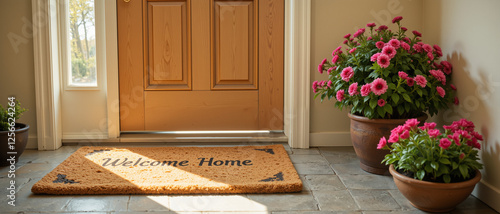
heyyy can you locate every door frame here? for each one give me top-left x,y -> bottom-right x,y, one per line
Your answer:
33,0 -> 311,149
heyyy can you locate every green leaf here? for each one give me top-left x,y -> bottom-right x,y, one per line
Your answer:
397,105 -> 404,115
431,161 -> 439,171
392,93 -> 400,104
417,88 -> 423,97
388,83 -> 396,90
425,164 -> 433,173
384,104 -> 393,115
402,94 -> 412,103
417,170 -> 425,180
377,107 -> 386,117
443,175 -> 451,183
369,99 -> 377,109
439,158 -> 451,164
459,165 -> 468,178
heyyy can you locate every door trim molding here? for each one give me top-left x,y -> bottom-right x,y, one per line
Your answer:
284,0 -> 311,148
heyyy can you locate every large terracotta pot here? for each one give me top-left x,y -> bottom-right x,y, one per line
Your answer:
348,113 -> 427,175
0,123 -> 30,166
389,165 -> 481,212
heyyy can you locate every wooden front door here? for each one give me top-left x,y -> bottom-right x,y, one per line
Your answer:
117,0 -> 284,131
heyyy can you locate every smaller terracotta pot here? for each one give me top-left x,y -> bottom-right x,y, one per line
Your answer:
389,165 -> 481,213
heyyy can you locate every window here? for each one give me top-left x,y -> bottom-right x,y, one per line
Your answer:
64,0 -> 98,88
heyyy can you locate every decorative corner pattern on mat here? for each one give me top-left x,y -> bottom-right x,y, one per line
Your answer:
53,174 -> 79,184
259,172 -> 284,182
85,149 -> 111,156
254,148 -> 275,155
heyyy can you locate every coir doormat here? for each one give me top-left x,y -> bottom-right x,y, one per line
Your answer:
31,145 -> 302,195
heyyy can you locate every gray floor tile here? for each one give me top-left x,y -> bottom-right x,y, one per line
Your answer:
350,189 -> 401,211
169,195 -> 267,212
330,162 -> 372,175
319,147 -> 356,156
247,192 -> 319,211
294,162 -> 335,175
305,175 -> 345,191
64,195 -> 130,212
14,162 -> 58,178
338,174 -> 397,190
274,211 -> 361,214
289,154 -> 329,164
313,190 -> 359,211
128,195 -> 171,212
291,148 -> 320,155
388,189 -> 418,211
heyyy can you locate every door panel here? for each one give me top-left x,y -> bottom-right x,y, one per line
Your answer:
118,0 -> 284,131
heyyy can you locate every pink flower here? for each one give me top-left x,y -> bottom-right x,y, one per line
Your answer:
391,125 -> 406,135
367,36 -> 373,40
318,64 -> 323,74
425,122 -> 437,130
341,67 -> 354,82
430,70 -> 446,84
327,67 -> 333,75
377,25 -> 388,31
371,78 -> 389,95
459,153 -> 465,160
413,43 -> 423,53
472,131 -> 484,141
353,28 -> 365,38
389,39 -> 401,49
454,97 -> 459,105
428,129 -> 441,138
344,33 -> 351,39
400,130 -> 410,139
405,119 -> 420,128
439,138 -> 452,149
388,133 -> 400,143
433,44 -> 442,52
332,55 -> 339,64
412,30 -> 422,37
343,40 -> 348,44
422,44 -> 432,53
377,137 -> 387,149
348,83 -> 359,96
449,133 -> 461,145
427,52 -> 434,61
376,41 -> 385,49
401,27 -> 408,31
327,80 -> 333,88
436,86 -> 446,98
333,46 -> 342,55
398,71 -> 408,79
441,61 -> 453,75
414,75 -> 427,88
392,16 -> 403,23
336,90 -> 345,101
382,46 -> 397,58
401,42 -> 410,51
361,84 -> 372,96
406,78 -> 415,87
378,99 -> 386,107
367,23 -> 376,28
370,53 -> 381,62
450,84 -> 457,90
402,37 -> 411,43
377,54 -> 391,68
349,48 -> 357,54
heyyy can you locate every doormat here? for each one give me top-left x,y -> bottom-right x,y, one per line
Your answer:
31,145 -> 302,195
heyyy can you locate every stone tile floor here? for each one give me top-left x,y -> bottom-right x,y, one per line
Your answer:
0,143 -> 498,214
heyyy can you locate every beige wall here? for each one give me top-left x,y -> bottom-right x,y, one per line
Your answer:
0,0 -> 38,149
423,0 -> 500,210
310,0 -> 423,146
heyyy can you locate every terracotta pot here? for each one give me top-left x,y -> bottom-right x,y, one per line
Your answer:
348,113 -> 427,175
389,165 -> 481,212
0,123 -> 30,166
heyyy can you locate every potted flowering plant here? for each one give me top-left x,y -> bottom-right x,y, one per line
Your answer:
313,16 -> 457,174
0,100 -> 29,166
378,118 -> 483,212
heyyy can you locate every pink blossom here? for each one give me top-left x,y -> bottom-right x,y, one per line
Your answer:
377,54 -> 391,68
377,137 -> 387,149
454,97 -> 459,105
360,84 -> 372,96
376,41 -> 385,49
382,46 -> 397,58
349,48 -> 357,54
391,125 -> 406,135
327,80 -> 333,88
401,42 -> 410,51
389,39 -> 401,49
449,133 -> 461,145
433,45 -> 442,52
332,55 -> 339,64
333,46 -> 342,55
400,130 -> 410,139
367,23 -> 376,28
450,84 -> 457,90
327,67 -> 333,75
406,78 -> 415,86
318,64 -> 323,74
353,28 -> 365,38
441,61 -> 453,75
344,33 -> 351,39
428,129 -> 441,138
429,70 -> 446,84
472,131 -> 484,141
425,122 -> 437,130
336,90 -> 345,101
439,138 -> 452,149
401,27 -> 408,31
405,119 -> 420,128
412,30 -> 422,37
402,37 -> 411,43
392,16 -> 403,23
340,67 -> 354,82
388,133 -> 400,143
422,44 -> 432,53
377,25 -> 388,31
348,83 -> 359,96
370,53 -> 381,62
367,36 -> 373,40
414,75 -> 427,88
378,99 -> 386,107
343,40 -> 348,44
436,86 -> 446,98
459,153 -> 465,160
371,78 -> 389,95
398,71 -> 408,79
413,44 -> 423,53
427,52 -> 434,61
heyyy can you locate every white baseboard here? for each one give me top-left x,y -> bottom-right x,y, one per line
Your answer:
62,132 -> 108,140
310,132 -> 352,147
473,179 -> 500,212
26,135 -> 38,149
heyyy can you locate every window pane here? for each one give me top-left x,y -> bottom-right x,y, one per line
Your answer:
69,0 -> 96,86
